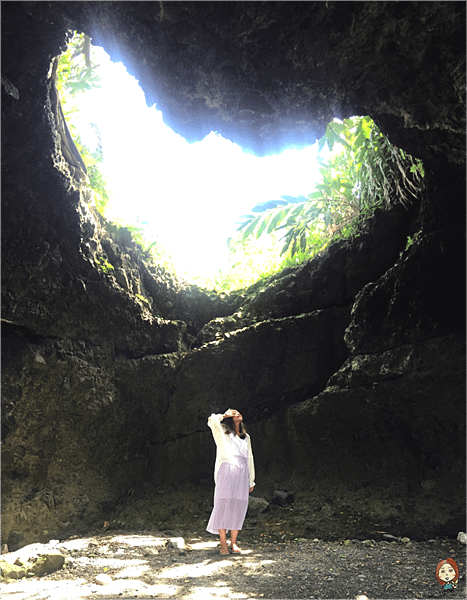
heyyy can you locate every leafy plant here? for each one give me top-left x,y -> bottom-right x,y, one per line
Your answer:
115,221 -> 176,269
57,36 -> 178,277
96,257 -> 114,273
56,32 -> 103,111
110,519 -> 126,529
405,229 -> 422,250
136,293 -> 150,306
56,32 -> 111,215
237,116 -> 425,258
101,218 -> 178,280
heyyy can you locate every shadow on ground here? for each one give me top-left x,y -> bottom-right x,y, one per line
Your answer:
1,529 -> 465,599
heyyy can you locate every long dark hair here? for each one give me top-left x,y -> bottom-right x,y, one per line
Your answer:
222,416 -> 247,440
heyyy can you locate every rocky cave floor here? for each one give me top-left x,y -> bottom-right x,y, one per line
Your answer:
3,486 -> 466,598
2,519 -> 465,600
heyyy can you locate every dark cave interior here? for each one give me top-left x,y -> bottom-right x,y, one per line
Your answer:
1,1 -> 465,550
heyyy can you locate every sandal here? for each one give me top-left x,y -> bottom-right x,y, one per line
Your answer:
231,544 -> 242,554
219,546 -> 229,555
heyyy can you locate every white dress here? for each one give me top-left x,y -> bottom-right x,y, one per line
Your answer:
206,431 -> 251,534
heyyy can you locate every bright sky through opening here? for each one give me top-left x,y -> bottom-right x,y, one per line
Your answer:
74,46 -> 322,279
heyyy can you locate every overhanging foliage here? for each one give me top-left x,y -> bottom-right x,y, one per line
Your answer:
237,116 -> 425,257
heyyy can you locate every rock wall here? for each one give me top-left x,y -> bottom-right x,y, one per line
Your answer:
1,1 -> 465,549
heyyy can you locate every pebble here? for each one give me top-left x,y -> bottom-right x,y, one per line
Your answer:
95,573 -> 112,585
457,531 -> 466,544
167,537 -> 186,550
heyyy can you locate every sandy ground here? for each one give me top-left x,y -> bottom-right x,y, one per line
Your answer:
1,528 -> 465,600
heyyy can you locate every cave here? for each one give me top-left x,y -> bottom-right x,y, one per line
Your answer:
1,1 -> 465,552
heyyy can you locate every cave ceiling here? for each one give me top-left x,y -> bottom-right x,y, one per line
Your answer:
3,1 -> 465,164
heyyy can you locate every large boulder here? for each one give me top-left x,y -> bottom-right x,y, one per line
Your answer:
0,543 -> 65,579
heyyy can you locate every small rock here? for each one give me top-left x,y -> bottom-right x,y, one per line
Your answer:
33,352 -> 46,365
1,564 -> 28,579
248,496 -> 269,517
457,531 -> 466,544
302,521 -> 316,536
6,532 -> 23,553
401,537 -> 410,543
95,573 -> 112,585
272,490 -> 294,507
319,504 -> 333,516
167,537 -> 185,550
115,268 -> 129,291
1,544 -> 8,554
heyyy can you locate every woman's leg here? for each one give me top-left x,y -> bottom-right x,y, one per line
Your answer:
230,529 -> 241,553
218,529 -> 229,554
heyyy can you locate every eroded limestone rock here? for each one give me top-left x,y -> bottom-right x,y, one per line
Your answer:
0,543 -> 65,579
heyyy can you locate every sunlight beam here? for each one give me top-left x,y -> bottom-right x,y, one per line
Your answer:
66,40 -> 321,282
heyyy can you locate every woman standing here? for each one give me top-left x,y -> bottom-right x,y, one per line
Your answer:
206,409 -> 255,554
